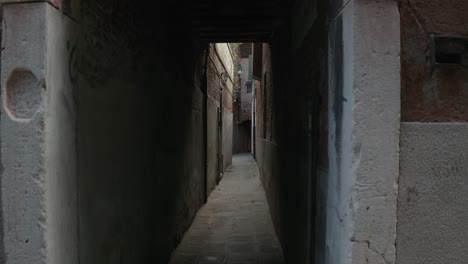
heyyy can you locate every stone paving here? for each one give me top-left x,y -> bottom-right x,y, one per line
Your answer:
169,154 -> 285,264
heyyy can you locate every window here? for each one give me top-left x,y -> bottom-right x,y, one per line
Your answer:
246,82 -> 252,93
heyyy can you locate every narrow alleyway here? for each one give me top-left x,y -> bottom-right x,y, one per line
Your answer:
169,154 -> 284,264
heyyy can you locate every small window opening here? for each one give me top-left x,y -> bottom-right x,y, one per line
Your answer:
246,82 -> 252,93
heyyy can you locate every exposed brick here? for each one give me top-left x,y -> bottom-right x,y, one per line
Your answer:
207,45 -> 233,113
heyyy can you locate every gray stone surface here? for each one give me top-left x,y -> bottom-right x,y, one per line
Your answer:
169,154 -> 284,264
0,0 -> 81,20
327,1 -> 401,264
397,122 -> 468,264
1,3 -> 79,263
1,3 -> 48,264
44,4 -> 79,264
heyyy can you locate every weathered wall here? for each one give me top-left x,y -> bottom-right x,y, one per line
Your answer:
0,1 -> 207,263
397,1 -> 468,263
44,6 -> 79,263
1,3 -> 79,263
206,44 -> 234,190
76,2 -> 206,263
207,98 -> 219,194
255,0 -> 328,262
326,1 -> 400,264
397,123 -> 468,264
400,0 -> 468,122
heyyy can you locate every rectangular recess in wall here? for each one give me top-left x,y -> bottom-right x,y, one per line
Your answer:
430,35 -> 468,67
252,43 -> 263,80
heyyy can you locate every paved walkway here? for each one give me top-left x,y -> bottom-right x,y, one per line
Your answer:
169,154 -> 285,264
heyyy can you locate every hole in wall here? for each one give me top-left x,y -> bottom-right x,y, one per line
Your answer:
5,69 -> 43,119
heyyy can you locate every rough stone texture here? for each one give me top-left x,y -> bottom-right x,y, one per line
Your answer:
400,0 -> 468,121
1,4 -> 48,264
0,0 -> 60,8
6,70 -> 42,119
1,3 -> 79,263
327,1 -> 400,264
0,0 -> 80,19
397,123 -> 468,264
169,154 -> 284,264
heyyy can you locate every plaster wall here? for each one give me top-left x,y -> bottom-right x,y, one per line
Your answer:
397,123 -> 468,264
397,2 -> 468,263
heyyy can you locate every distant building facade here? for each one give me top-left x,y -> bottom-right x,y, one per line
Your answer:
233,43 -> 254,154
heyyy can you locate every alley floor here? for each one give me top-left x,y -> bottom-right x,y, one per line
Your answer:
169,154 -> 285,264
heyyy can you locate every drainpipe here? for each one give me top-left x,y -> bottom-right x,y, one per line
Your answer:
217,72 -> 228,183
305,95 -> 320,263
201,46 -> 209,203
252,82 -> 256,159
218,81 -> 223,183
305,97 -> 313,263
